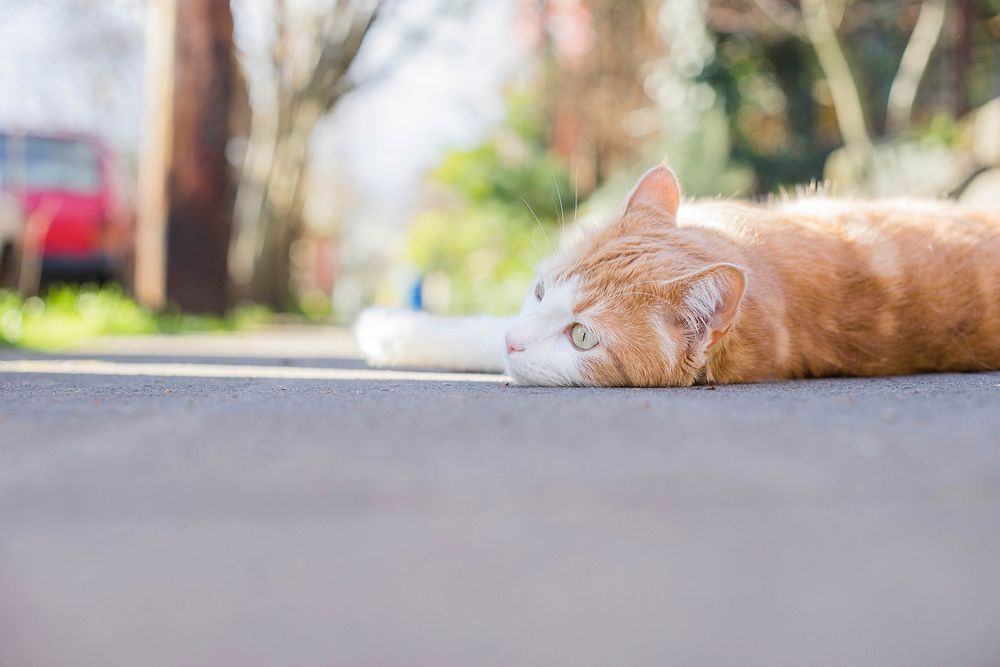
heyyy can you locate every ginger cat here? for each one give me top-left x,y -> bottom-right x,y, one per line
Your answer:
357,163 -> 1000,387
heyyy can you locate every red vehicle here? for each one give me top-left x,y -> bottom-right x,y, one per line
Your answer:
0,130 -> 133,284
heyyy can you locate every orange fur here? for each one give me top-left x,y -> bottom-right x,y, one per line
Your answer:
554,166 -> 1000,387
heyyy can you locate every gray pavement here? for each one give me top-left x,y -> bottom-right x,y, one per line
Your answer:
1,327 -> 1000,666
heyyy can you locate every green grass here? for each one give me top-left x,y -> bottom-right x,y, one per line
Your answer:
0,284 -> 272,351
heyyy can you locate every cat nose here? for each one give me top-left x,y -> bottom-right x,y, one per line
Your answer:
505,333 -> 525,354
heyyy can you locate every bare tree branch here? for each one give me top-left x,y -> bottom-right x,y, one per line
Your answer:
305,0 -> 381,112
271,0 -> 286,79
800,0 -> 873,176
886,0 -> 948,135
234,0 -> 388,307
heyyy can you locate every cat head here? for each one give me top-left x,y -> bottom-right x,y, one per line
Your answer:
504,164 -> 747,387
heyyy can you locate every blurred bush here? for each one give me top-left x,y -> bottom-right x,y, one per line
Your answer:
0,284 -> 271,350
0,285 -> 155,349
406,93 -> 574,315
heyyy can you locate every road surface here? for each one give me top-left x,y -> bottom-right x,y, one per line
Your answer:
1,327 -> 999,666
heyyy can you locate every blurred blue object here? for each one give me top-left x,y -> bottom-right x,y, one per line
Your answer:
409,276 -> 423,310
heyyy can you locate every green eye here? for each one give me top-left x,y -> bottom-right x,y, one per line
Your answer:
534,279 -> 545,301
570,323 -> 598,350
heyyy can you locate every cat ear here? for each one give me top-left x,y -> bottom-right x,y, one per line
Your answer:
663,263 -> 746,350
625,163 -> 681,220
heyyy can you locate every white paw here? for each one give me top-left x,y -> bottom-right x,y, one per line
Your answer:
354,307 -> 423,367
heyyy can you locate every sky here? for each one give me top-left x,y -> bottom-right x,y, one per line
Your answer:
0,0 -> 523,219
312,0 -> 524,221
319,1 -> 522,207
0,0 -> 145,153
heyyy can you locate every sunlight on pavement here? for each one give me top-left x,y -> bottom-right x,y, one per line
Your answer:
0,360 -> 509,383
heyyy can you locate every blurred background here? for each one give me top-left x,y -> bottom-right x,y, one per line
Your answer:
0,0 -> 998,344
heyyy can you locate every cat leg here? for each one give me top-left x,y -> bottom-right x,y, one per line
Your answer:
354,307 -> 511,372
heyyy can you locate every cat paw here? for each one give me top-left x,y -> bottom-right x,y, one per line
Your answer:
353,306 -> 422,367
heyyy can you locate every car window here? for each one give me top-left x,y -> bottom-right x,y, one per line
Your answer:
25,137 -> 101,194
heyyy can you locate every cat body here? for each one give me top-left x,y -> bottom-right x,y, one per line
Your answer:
357,165 -> 1000,387
591,195 -> 1000,385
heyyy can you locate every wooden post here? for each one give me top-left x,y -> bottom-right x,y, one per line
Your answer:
135,0 -> 175,310
136,0 -> 235,314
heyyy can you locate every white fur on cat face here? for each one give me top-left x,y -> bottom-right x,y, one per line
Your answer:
504,276 -> 595,386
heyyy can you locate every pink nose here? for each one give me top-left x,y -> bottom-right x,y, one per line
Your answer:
505,334 -> 525,355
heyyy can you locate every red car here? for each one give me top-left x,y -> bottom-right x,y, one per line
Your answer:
0,130 -> 133,284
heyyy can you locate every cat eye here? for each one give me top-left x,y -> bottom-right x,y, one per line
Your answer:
534,279 -> 545,301
569,323 -> 598,350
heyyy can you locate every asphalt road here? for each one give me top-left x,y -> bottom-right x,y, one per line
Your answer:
2,329 -> 1000,666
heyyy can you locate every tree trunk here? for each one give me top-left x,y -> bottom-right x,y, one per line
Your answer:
248,100 -> 321,309
137,0 -> 237,314
249,206 -> 297,310
164,0 -> 237,314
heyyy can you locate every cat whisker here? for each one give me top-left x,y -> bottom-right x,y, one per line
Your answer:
519,195 -> 552,255
552,169 -> 566,236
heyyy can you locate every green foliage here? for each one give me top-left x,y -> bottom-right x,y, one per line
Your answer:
408,202 -> 550,314
917,111 -> 960,147
406,92 -> 572,315
293,290 -> 336,321
433,95 -> 573,213
0,284 -> 271,350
